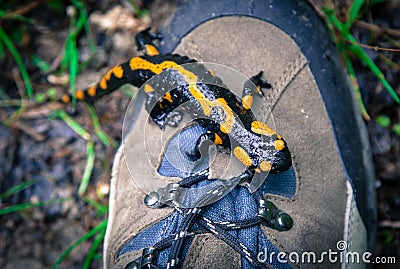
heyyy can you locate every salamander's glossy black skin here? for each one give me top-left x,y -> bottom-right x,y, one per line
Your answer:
61,28 -> 292,190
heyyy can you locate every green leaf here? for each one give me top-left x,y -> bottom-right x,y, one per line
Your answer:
382,229 -> 394,245
376,115 -> 391,128
392,123 -> 400,137
46,88 -> 58,100
35,92 -> 47,104
31,55 -> 51,72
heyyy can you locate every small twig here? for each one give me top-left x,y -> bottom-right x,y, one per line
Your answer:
355,20 -> 400,38
306,0 -> 337,19
0,1 -> 44,22
0,99 -> 29,107
344,39 -> 400,52
380,54 -> 400,71
12,121 -> 45,141
12,66 -> 27,100
379,220 -> 400,229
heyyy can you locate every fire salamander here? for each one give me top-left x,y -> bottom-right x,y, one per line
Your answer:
60,28 -> 292,191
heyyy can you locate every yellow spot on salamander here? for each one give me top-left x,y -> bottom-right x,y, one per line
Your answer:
88,86 -> 97,97
242,95 -> 253,110
102,69 -> 114,89
214,133 -> 222,145
145,44 -> 160,56
259,160 -> 271,172
274,139 -> 285,151
213,98 -> 235,134
233,146 -> 252,167
216,98 -> 227,105
61,94 -> 71,103
163,92 -> 173,103
112,65 -> 124,78
256,85 -> 261,93
251,121 -> 276,136
99,65 -> 124,90
99,76 -> 109,90
75,89 -> 85,100
144,84 -> 154,93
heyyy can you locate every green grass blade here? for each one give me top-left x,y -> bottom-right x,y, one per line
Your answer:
346,0 -> 365,29
52,110 -> 95,194
342,52 -> 371,120
0,27 -> 33,98
127,0 -> 149,18
324,7 -> 400,105
0,180 -> 37,200
78,140 -> 95,195
86,104 -> 118,148
82,223 -> 107,269
52,110 -> 96,195
78,0 -> 96,71
348,41 -> 400,104
59,0 -> 94,107
66,37 -> 79,107
0,35 -> 6,59
31,55 -> 51,73
53,110 -> 91,140
84,198 -> 108,216
121,85 -> 137,99
0,198 -> 70,215
0,86 -> 11,100
52,218 -> 108,269
323,8 -> 345,33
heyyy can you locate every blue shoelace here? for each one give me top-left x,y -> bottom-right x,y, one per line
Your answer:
119,125 -> 296,269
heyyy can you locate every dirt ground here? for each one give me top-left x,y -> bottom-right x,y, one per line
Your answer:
0,1 -> 399,268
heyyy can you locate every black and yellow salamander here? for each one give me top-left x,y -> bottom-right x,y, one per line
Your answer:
60,28 -> 292,190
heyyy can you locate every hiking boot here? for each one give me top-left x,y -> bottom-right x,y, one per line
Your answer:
104,0 -> 376,268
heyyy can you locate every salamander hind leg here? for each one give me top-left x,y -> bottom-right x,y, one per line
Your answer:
146,87 -> 186,129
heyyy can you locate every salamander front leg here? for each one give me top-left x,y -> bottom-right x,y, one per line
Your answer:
135,28 -> 163,56
241,71 -> 272,110
229,168 -> 267,193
